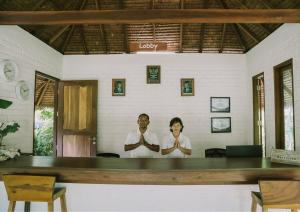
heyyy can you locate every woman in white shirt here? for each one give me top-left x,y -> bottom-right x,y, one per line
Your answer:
161,117 -> 192,158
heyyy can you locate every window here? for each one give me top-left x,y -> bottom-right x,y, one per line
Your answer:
274,59 -> 295,150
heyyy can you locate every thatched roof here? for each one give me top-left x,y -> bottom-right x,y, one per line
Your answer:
1,0 -> 299,54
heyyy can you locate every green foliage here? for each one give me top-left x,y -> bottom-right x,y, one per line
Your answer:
34,107 -> 54,156
0,122 -> 20,137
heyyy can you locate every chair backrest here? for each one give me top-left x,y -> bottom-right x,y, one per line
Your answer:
3,175 -> 55,202
259,180 -> 300,205
205,148 -> 226,158
226,145 -> 262,157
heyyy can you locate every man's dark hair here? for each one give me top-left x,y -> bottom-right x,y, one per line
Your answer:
138,113 -> 150,120
169,117 -> 184,132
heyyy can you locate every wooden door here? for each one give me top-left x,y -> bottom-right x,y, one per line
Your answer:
57,80 -> 97,157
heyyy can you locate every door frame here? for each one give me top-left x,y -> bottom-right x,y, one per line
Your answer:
33,71 -> 60,156
273,58 -> 295,150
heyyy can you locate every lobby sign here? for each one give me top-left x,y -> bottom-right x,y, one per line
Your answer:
130,42 -> 168,52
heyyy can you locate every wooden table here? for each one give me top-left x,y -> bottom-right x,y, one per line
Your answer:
0,156 -> 299,185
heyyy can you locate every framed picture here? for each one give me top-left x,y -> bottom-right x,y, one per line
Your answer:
181,78 -> 194,96
210,97 -> 230,113
146,65 -> 161,84
211,117 -> 231,133
112,79 -> 126,96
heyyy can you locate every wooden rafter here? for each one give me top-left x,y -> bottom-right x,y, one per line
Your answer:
234,0 -> 271,34
218,0 -> 247,52
150,0 -> 156,42
95,0 -> 108,54
119,0 -> 129,53
179,0 -> 184,53
199,0 -> 209,53
35,82 -> 47,94
49,0 -> 64,10
237,24 -> 259,43
232,24 -> 247,52
79,26 -> 88,54
32,0 -> 48,11
258,0 -> 272,9
1,9 -> 300,25
61,25 -> 75,53
49,25 -> 70,44
36,80 -> 50,106
219,24 -> 226,53
60,0 -> 87,54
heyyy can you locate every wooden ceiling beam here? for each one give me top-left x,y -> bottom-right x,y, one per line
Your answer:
95,0 -> 108,54
36,80 -> 50,106
232,24 -> 247,52
150,0 -> 156,42
258,0 -> 273,9
49,25 -> 70,44
219,24 -> 226,53
60,0 -> 87,54
61,25 -> 75,53
32,0 -> 48,11
199,0 -> 209,53
234,0 -> 271,34
218,0 -> 247,52
79,26 -> 88,54
237,24 -> 259,43
179,0 -> 184,53
49,0 -> 64,10
1,9 -> 300,25
120,0 -> 129,53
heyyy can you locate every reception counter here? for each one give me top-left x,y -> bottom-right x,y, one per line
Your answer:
0,156 -> 299,185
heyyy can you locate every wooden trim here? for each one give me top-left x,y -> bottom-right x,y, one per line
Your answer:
1,9 -> 300,25
273,59 -> 295,150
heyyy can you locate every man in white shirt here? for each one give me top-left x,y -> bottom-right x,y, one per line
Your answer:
124,114 -> 160,158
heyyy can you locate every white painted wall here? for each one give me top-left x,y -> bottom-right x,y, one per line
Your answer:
246,24 -> 300,155
0,25 -> 63,153
62,54 -> 250,157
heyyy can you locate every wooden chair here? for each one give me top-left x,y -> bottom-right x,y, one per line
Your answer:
3,175 -> 67,212
251,180 -> 300,212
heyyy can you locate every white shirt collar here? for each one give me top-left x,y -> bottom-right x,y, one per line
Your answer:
137,128 -> 149,136
169,132 -> 182,141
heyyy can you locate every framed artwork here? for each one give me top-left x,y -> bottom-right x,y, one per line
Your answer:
146,65 -> 161,84
181,78 -> 194,96
210,97 -> 230,113
211,117 -> 231,133
112,79 -> 126,96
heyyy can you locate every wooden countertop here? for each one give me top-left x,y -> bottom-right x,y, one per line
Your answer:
0,156 -> 299,185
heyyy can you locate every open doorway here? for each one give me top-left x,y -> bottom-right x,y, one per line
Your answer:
33,71 -> 59,156
252,73 -> 266,157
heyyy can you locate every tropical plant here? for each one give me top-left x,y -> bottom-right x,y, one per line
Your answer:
34,107 -> 54,156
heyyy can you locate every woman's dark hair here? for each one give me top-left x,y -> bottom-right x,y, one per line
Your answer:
169,117 -> 184,132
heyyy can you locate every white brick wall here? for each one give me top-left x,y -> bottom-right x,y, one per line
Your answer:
0,26 -> 63,153
62,53 -> 250,157
246,24 -> 300,155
